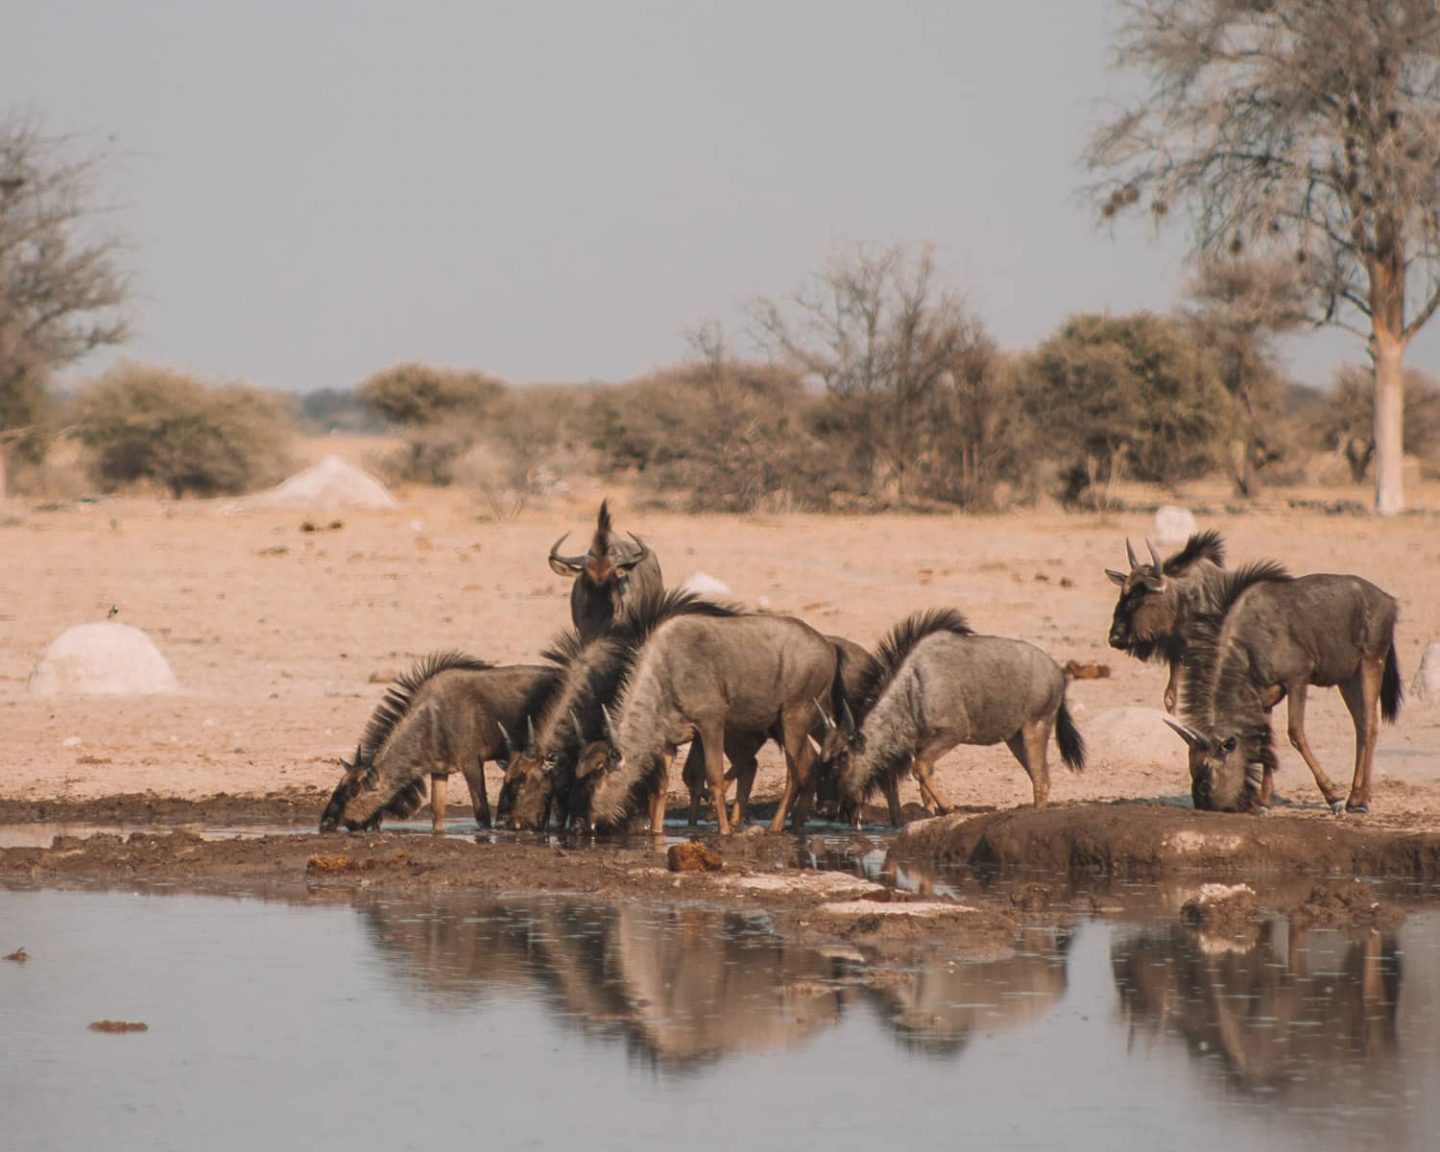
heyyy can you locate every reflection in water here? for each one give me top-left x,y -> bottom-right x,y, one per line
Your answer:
359,896 -> 1068,1068
1114,918 -> 1401,1100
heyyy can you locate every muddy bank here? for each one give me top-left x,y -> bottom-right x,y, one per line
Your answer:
890,802 -> 1440,880
0,790 -> 331,827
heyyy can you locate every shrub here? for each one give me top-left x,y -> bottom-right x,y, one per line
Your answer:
1019,312 -> 1229,502
357,362 -> 505,427
74,363 -> 294,496
1309,364 -> 1440,482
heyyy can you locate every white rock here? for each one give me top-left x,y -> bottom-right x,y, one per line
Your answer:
680,571 -> 731,598
230,456 -> 397,511
1084,706 -> 1189,775
1151,505 -> 1198,547
1412,642 -> 1440,703
61,736 -> 82,747
29,622 -> 180,697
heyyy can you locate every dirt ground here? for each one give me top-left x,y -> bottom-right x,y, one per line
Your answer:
2,437 -> 1439,903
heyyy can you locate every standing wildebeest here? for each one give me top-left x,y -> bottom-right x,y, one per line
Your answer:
320,653 -> 561,832
1165,563 -> 1401,814
823,610 -> 1086,819
498,589 -> 742,832
588,612 -> 838,834
1105,531 -> 1227,713
548,499 -> 662,641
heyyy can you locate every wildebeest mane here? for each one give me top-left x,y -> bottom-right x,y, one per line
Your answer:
854,609 -> 973,713
615,586 -> 743,644
1180,560 -> 1292,725
361,651 -> 495,759
590,498 -> 615,560
1164,530 -> 1226,575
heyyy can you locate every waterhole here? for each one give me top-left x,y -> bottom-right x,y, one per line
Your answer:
2,886 -> 1437,1151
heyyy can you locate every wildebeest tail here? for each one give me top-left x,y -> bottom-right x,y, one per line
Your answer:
1056,694 -> 1086,773
1382,641 -> 1402,723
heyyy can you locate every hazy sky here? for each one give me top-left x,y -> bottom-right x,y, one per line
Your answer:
6,0 -> 1436,392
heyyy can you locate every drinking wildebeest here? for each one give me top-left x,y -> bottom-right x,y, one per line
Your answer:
498,589 -> 741,832
821,609 -> 1086,820
319,654 -> 561,832
548,499 -> 662,641
1105,531 -> 1227,713
1164,562 -> 1401,814
588,612 -> 838,834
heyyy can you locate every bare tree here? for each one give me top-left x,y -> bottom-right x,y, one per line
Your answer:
0,115 -> 128,497
1184,257 -> 1308,496
1087,0 -> 1440,515
752,242 -> 996,505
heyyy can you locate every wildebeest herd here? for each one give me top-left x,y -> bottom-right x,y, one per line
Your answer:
320,502 -> 1401,836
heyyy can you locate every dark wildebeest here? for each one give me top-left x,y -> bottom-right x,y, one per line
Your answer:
319,654 -> 560,833
1164,562 -> 1401,814
548,499 -> 662,641
588,612 -> 838,835
822,610 -> 1085,820
498,589 -> 741,832
1105,531 -> 1227,713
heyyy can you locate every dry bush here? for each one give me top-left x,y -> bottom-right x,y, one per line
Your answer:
462,385 -> 592,517
359,362 -> 508,486
1309,364 -> 1440,482
591,356 -> 833,512
73,362 -> 294,496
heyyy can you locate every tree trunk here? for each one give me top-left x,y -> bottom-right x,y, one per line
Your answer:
1373,334 -> 1405,516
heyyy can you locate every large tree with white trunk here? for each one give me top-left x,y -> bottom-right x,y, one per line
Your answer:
1087,0 -> 1440,514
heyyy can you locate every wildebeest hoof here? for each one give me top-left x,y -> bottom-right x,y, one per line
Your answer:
1329,800 -> 1347,816
1346,802 -> 1370,815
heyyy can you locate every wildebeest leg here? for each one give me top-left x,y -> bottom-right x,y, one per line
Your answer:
883,767 -> 903,826
1339,659 -> 1383,813
912,757 -> 954,815
726,732 -> 763,827
697,722 -> 732,835
1005,719 -> 1052,808
681,741 -> 706,827
647,747 -> 676,837
1259,683 -> 1286,712
771,711 -> 818,832
1285,685 -> 1344,811
462,764 -> 492,829
431,773 -> 447,833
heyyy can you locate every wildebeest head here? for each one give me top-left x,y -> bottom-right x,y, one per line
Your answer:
319,744 -> 386,832
811,699 -> 865,824
1105,538 -> 1173,655
548,500 -> 655,640
500,716 -> 557,831
1165,720 -> 1266,813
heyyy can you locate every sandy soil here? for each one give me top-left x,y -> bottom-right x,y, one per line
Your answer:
4,439 -> 1437,830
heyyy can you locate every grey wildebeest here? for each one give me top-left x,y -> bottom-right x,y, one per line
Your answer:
320,653 -> 561,832
497,589 -> 741,832
1105,531 -> 1227,713
823,610 -> 1086,819
1165,562 -> 1401,814
548,499 -> 662,641
588,611 -> 839,834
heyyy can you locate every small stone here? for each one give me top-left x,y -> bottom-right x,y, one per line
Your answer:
667,842 -> 724,873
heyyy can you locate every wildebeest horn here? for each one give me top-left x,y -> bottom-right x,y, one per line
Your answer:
548,532 -> 587,576
1147,538 -> 1164,579
569,708 -> 584,741
1163,718 -> 1200,748
497,722 -> 517,758
1125,538 -> 1139,568
814,697 -> 836,733
525,715 -> 537,756
615,532 -> 650,571
600,704 -> 619,750
841,699 -> 857,740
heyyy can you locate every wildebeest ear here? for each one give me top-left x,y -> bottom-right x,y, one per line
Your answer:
1105,569 -> 1127,586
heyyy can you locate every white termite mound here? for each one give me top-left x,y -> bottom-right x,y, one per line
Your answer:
232,455 -> 397,511
1412,642 -> 1440,704
1150,505 -> 1198,548
28,622 -> 180,697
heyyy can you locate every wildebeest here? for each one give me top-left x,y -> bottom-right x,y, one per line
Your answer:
823,610 -> 1086,819
319,654 -> 560,832
1105,531 -> 1227,713
588,612 -> 838,834
548,499 -> 662,641
1165,563 -> 1401,814
498,589 -> 740,832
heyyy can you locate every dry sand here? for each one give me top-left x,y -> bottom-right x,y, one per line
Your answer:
3,439 -> 1438,832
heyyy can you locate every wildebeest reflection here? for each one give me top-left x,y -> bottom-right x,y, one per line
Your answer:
359,897 -> 845,1070
862,926 -> 1071,1057
1113,919 -> 1400,1096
